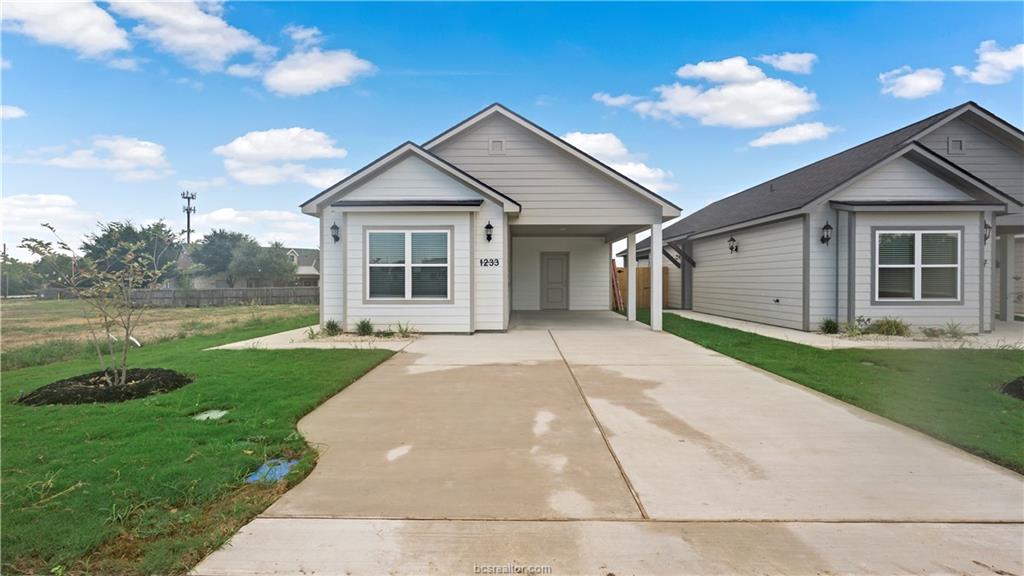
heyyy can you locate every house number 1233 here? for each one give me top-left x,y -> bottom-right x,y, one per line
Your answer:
479,258 -> 500,267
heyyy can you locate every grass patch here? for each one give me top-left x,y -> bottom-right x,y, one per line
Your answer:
639,309 -> 1024,472
1,313 -> 392,575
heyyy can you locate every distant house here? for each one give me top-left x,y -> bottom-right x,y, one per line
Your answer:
625,101 -> 1023,333
287,248 -> 320,287
171,246 -> 320,289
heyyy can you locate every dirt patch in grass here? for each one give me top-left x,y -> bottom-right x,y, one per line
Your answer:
1001,377 -> 1024,400
14,368 -> 193,406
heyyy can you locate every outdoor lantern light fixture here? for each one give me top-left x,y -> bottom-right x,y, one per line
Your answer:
984,220 -> 992,243
485,221 -> 494,242
330,222 -> 340,243
728,236 -> 738,253
820,221 -> 833,246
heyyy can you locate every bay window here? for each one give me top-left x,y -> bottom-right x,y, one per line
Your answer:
875,230 -> 960,302
367,230 -> 450,300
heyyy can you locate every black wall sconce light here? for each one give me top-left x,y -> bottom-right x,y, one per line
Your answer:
485,221 -> 494,242
820,221 -> 833,246
330,222 -> 340,243
728,236 -> 738,253
984,221 -> 992,243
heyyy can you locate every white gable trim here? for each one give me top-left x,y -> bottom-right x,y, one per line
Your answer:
423,103 -> 681,218
300,142 -> 521,216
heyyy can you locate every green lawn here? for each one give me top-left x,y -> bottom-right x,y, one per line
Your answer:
638,310 -> 1024,473
1,313 -> 392,575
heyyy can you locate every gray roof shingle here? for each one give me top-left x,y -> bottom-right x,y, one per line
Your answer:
630,101 -> 984,254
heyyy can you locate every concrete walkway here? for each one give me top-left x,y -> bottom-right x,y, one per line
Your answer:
670,309 -> 1024,349
193,312 -> 1023,575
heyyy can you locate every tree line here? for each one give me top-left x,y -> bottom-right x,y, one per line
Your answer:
3,221 -> 300,296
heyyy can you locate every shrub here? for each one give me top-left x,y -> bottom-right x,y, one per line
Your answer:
842,315 -> 872,336
921,322 -> 967,339
867,317 -> 912,337
942,321 -> 967,339
323,320 -> 342,336
819,318 -> 839,334
374,329 -> 395,338
355,319 -> 373,336
395,321 -> 417,338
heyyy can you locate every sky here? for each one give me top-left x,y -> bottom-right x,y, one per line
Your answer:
2,1 -> 1023,260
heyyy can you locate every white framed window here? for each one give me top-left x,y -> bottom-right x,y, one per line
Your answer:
367,230 -> 450,300
875,230 -> 960,302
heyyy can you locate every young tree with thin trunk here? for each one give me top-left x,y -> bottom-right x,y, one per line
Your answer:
21,224 -> 176,386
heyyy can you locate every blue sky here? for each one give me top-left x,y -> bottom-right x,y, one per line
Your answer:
3,1 -> 1023,259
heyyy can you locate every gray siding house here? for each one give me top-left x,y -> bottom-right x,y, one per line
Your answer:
629,101 -> 1023,333
301,104 -> 680,333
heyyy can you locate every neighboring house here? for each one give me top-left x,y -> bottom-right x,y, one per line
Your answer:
627,101 -> 1023,333
287,248 -> 321,287
172,246 -> 321,288
301,103 -> 680,333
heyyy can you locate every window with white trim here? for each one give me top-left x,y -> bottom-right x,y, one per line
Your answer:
367,230 -> 449,300
875,230 -> 960,301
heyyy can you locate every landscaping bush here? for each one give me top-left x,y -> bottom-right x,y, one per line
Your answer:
356,319 -> 374,336
842,315 -> 872,336
323,320 -> 342,336
395,321 -> 417,338
867,317 -> 912,337
921,321 -> 968,339
819,318 -> 839,334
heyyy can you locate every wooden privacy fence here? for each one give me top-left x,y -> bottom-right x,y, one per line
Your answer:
613,267 -> 668,309
129,286 -> 319,308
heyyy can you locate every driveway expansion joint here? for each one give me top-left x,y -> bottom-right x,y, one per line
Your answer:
547,329 -> 649,520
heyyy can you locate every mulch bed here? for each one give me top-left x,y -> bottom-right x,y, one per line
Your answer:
15,368 -> 193,406
1001,377 -> 1024,401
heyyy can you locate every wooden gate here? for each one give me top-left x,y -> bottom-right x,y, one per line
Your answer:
613,267 -> 668,309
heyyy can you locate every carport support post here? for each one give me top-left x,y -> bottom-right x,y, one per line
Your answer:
626,233 -> 637,322
650,223 -> 663,331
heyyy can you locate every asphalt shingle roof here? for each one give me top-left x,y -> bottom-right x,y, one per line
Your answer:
630,102 -> 978,254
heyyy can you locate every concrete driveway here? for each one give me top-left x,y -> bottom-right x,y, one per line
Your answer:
194,311 -> 1023,575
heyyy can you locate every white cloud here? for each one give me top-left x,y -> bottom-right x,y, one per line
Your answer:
749,122 -> 838,147
107,57 -> 141,71
562,131 -> 675,193
28,136 -> 173,181
598,56 -> 818,129
756,52 -> 818,74
263,48 -> 375,96
633,78 -> 818,128
1,1 -> 130,58
879,66 -> 944,99
178,176 -> 226,190
1,105 -> 27,120
0,194 -> 99,259
676,56 -> 765,83
952,41 -> 1024,85
214,127 -> 348,187
592,92 -> 642,107
283,24 -> 322,49
107,1 -> 274,72
226,63 -> 263,78
563,132 -> 630,159
1,58 -> 11,69
193,207 -> 317,247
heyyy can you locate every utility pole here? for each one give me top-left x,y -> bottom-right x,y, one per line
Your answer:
181,191 -> 197,244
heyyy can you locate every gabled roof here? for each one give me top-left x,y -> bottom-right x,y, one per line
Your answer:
629,101 -> 1020,254
423,102 -> 681,217
286,247 -> 320,268
300,141 -> 521,215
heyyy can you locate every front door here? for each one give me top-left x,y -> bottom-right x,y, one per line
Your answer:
540,252 -> 569,310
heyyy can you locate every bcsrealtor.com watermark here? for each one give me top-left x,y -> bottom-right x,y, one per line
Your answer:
473,563 -> 553,575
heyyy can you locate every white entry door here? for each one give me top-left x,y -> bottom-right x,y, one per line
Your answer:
540,252 -> 569,310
